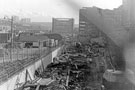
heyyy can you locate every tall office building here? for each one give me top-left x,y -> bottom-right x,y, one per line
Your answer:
52,18 -> 74,36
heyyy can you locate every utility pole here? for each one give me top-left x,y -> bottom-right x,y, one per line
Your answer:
39,41 -> 44,71
10,16 -> 13,61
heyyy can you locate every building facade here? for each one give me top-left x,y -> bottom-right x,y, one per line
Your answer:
122,0 -> 135,29
21,18 -> 31,23
78,7 -> 124,71
52,18 -> 74,36
79,0 -> 135,31
79,7 -> 101,40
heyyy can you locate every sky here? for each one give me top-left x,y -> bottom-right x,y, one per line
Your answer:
0,0 -> 122,23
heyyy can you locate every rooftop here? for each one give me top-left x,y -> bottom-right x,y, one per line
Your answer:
18,34 -> 49,42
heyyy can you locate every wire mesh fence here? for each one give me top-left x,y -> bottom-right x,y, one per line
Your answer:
0,45 -> 60,85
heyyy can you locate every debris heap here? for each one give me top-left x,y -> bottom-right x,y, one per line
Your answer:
35,40 -> 108,90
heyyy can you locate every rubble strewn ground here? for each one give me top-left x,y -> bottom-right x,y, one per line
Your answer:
29,37 -> 135,90
32,38 -> 108,90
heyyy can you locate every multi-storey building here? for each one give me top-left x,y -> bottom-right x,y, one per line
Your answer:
21,18 -> 31,23
78,6 -> 124,69
79,7 -> 101,41
122,0 -> 135,29
52,18 -> 74,37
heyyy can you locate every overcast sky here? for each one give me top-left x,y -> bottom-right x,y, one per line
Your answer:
0,0 -> 122,23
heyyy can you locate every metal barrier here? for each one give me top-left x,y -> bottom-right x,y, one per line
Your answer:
0,46 -> 61,85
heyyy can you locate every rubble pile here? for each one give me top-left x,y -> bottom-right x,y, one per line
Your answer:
35,39 -> 109,90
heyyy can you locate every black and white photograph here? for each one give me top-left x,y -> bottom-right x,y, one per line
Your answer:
0,0 -> 135,90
